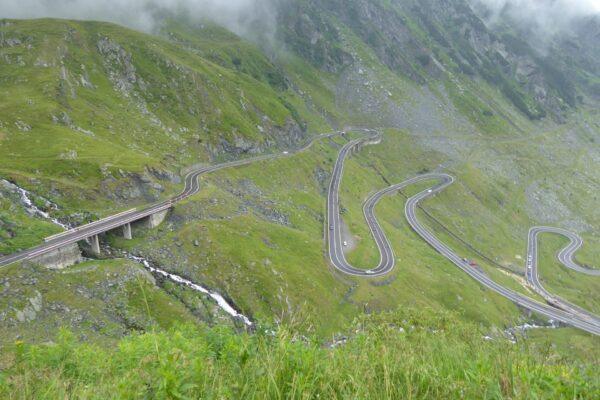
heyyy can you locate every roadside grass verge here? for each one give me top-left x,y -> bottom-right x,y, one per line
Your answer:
1,307 -> 597,399
537,234 -> 600,316
117,130 -> 536,335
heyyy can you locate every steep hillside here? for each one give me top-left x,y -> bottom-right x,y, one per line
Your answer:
2,308 -> 599,399
0,0 -> 598,372
0,18 -> 332,254
279,0 -> 597,121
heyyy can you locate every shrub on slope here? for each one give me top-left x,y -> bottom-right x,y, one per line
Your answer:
1,308 -> 597,399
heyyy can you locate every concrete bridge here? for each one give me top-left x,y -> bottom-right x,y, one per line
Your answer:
0,132 -> 346,270
0,202 -> 172,269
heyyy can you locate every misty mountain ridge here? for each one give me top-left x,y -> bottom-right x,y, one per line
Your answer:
1,1 -> 600,397
2,0 -> 599,122
158,0 -> 600,122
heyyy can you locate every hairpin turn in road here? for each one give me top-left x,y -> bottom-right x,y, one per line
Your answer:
326,130 -> 600,335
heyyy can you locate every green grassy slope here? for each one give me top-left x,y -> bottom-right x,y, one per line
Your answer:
0,259 -> 201,345
0,18 -> 334,253
0,196 -> 63,255
0,8 -> 598,372
1,308 -> 598,399
112,125 -> 597,337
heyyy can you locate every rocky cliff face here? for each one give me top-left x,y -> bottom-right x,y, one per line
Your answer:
278,0 -> 599,122
552,16 -> 600,101
0,18 -> 317,224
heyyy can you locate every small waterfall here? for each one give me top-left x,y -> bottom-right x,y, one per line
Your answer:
2,179 -> 252,327
7,181 -> 70,230
127,254 -> 253,327
500,320 -> 559,343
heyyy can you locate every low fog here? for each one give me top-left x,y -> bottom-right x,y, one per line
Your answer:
472,0 -> 600,39
0,0 -> 279,40
2,0 -> 599,48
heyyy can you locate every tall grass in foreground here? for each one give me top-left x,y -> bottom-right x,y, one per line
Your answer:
1,308 -> 597,399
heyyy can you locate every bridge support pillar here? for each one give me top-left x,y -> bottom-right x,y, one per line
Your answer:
122,223 -> 132,240
143,209 -> 169,229
30,243 -> 82,270
90,234 -> 101,256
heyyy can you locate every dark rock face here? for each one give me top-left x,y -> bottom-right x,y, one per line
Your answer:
314,166 -> 330,196
279,6 -> 353,73
99,172 -> 163,203
148,167 -> 181,185
208,117 -> 308,161
552,16 -> 600,102
278,0 -> 598,121
319,0 -> 430,83
97,36 -> 142,95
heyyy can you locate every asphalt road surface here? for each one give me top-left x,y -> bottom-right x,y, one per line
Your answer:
0,132 -> 340,268
526,227 -> 600,325
327,131 -> 600,335
2,129 -> 599,335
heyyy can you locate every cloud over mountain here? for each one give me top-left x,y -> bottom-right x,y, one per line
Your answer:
0,0 -> 280,39
472,0 -> 600,36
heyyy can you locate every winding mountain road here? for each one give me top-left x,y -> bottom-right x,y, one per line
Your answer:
327,131 -> 600,335
526,227 -> 600,325
0,132 -> 340,268
2,128 -> 599,335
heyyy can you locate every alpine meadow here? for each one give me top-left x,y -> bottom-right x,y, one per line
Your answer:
0,0 -> 599,398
